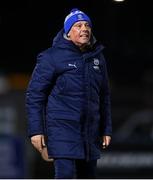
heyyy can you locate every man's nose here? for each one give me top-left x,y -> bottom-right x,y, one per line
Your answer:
81,24 -> 88,30
82,24 -> 87,29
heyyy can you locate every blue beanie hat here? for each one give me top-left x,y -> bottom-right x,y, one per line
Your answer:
64,8 -> 92,34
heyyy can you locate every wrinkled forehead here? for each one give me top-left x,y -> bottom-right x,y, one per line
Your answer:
73,21 -> 91,27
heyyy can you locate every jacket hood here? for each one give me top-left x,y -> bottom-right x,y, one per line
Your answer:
52,28 -> 104,53
52,28 -> 69,48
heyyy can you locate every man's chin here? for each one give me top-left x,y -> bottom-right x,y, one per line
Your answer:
80,39 -> 90,45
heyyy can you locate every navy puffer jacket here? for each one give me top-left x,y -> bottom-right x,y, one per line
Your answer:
26,29 -> 112,160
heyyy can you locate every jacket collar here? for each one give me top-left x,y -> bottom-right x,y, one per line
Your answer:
52,28 -> 104,57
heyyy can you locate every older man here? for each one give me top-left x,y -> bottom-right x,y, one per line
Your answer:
26,8 -> 112,179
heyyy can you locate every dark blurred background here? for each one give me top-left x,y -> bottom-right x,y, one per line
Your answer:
1,0 -> 153,178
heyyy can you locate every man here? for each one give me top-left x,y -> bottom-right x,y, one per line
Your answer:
26,8 -> 112,179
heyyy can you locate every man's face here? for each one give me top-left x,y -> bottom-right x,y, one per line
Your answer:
68,21 -> 92,48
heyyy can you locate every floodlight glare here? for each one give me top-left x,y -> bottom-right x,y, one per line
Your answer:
113,0 -> 125,2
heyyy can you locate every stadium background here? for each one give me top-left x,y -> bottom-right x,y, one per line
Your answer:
1,0 -> 153,178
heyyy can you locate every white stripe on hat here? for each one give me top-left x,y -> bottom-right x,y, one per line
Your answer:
64,10 -> 84,23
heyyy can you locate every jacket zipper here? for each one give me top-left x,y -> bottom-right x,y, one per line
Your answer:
84,58 -> 90,161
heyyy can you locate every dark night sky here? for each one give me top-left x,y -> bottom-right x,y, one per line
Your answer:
1,0 -> 153,84
1,2 -> 153,179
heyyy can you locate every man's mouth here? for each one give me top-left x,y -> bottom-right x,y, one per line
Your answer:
80,34 -> 89,38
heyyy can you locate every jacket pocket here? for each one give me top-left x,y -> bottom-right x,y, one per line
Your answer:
46,111 -> 82,141
47,110 -> 80,122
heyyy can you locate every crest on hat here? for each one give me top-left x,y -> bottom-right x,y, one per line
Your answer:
77,14 -> 83,20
